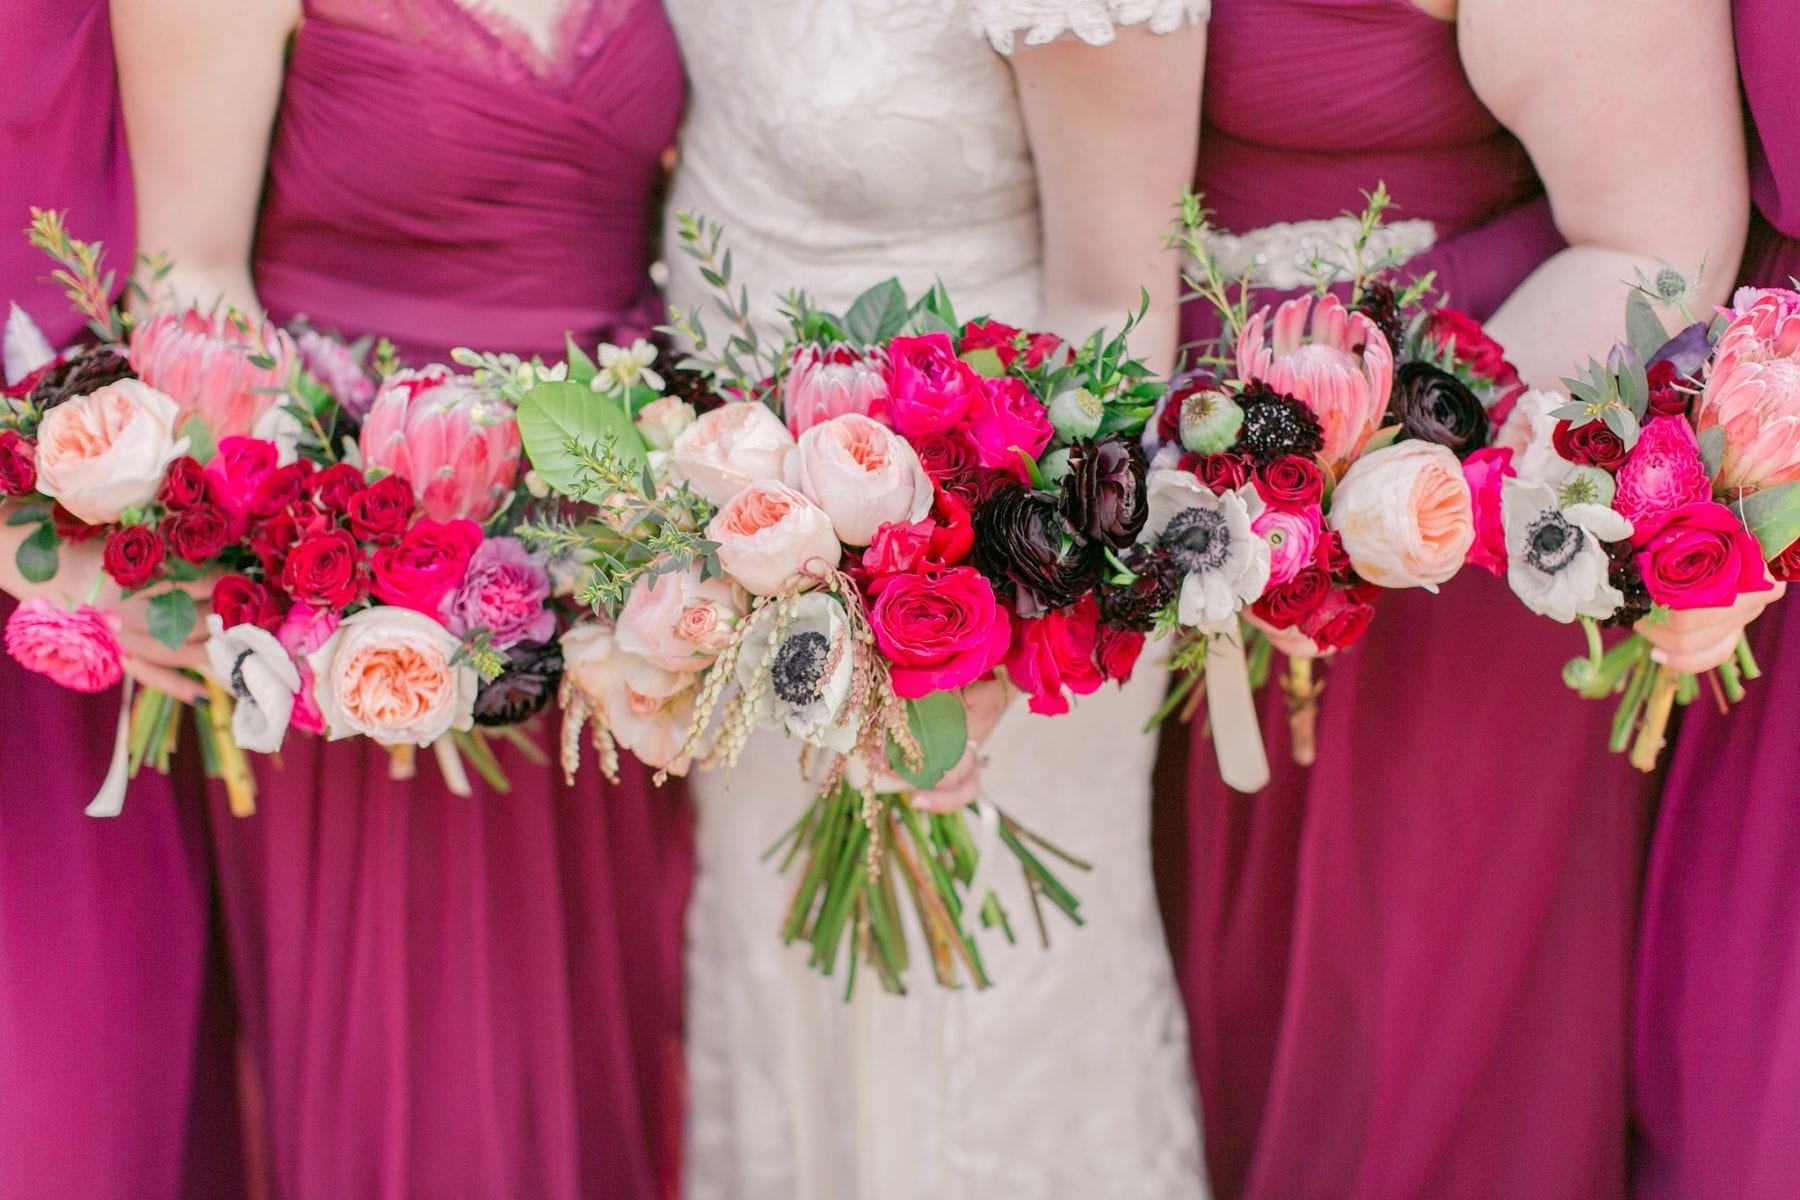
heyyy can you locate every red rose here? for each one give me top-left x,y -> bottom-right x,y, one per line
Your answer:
1552,420 -> 1628,471
203,437 -> 280,533
912,430 -> 978,484
927,486 -> 975,567
1095,626 -> 1145,682
1251,568 -> 1330,628
347,474 -> 415,543
863,487 -> 975,583
51,503 -> 104,544
369,518 -> 481,616
1158,393 -> 1185,444
158,456 -> 207,510
1772,537 -> 1800,584
282,528 -> 365,609
1634,501 -> 1775,611
163,503 -> 231,563
250,460 -> 317,519
1254,455 -> 1325,510
1646,360 -> 1690,418
1022,332 -> 1065,370
0,431 -> 37,496
1297,586 -> 1375,651
287,498 -> 332,538
251,513 -> 301,578
1317,530 -> 1353,578
869,566 -> 1012,699
958,320 -> 1024,369
102,525 -> 165,590
1428,309 -> 1514,385
212,574 -> 287,632
311,463 -> 365,514
1183,452 -> 1251,492
1004,595 -> 1105,716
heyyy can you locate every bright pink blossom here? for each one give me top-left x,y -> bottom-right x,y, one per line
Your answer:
4,598 -> 124,692
129,308 -> 297,439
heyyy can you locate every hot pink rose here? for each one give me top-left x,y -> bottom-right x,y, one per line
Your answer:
1004,595 -> 1105,716
441,536 -> 556,650
706,480 -> 841,596
1633,501 -> 1775,611
370,519 -> 483,617
885,333 -> 983,438
33,379 -> 185,524
1252,505 -> 1323,587
204,436 -> 281,534
4,599 -> 124,692
277,604 -> 340,735
1615,416 -> 1713,535
787,413 -> 933,546
965,376 -> 1054,482
670,401 -> 795,506
615,564 -> 744,672
781,343 -> 890,435
868,567 -> 1011,698
1460,446 -> 1517,576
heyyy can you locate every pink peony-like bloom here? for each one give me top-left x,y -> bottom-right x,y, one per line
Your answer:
295,329 -> 376,420
561,622 -> 704,775
706,480 -> 841,596
129,308 -> 297,439
1695,287 -> 1800,492
1460,446 -> 1517,576
1634,501 -> 1775,611
965,376 -> 1054,482
787,413 -> 933,546
885,333 -> 984,438
1237,294 -> 1392,473
441,536 -> 556,650
307,606 -> 478,746
277,604 -> 339,735
1252,504 -> 1323,587
670,401 -> 795,506
359,365 -> 521,524
4,598 -> 125,692
868,566 -> 1011,699
781,343 -> 890,436
1327,441 -> 1474,590
614,564 -> 743,672
34,378 -> 185,524
1615,416 -> 1713,535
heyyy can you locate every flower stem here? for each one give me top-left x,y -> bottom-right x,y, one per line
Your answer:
1629,665 -> 1682,774
203,677 -> 256,816
1283,655 -> 1323,767
1736,633 -> 1762,681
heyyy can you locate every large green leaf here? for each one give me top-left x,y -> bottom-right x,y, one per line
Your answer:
514,380 -> 646,499
14,520 -> 58,584
843,278 -> 909,345
885,691 -> 968,792
146,588 -> 198,654
1734,480 -> 1800,560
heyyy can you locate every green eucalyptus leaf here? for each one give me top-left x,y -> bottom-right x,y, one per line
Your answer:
515,380 -> 646,497
844,279 -> 908,345
1625,291 -> 1667,363
961,347 -> 1004,379
14,520 -> 58,584
1733,481 -> 1800,560
1698,426 -> 1727,482
885,691 -> 968,792
4,503 -> 50,528
146,588 -> 198,654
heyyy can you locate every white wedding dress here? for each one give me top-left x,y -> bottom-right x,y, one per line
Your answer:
663,2 -> 1211,1197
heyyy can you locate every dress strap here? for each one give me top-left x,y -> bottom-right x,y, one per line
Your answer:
974,0 -> 1209,55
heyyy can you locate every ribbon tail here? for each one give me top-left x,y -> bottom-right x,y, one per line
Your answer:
85,679 -> 136,817
1205,631 -> 1271,794
433,736 -> 473,798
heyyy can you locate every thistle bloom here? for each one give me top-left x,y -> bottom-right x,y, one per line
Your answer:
129,308 -> 297,438
359,365 -> 522,523
1237,294 -> 1392,473
1695,287 -> 1800,492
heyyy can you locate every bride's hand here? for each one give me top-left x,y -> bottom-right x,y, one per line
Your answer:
1637,580 -> 1785,674
912,676 -> 1011,814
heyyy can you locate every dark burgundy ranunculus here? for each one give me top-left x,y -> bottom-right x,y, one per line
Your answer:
1355,283 -> 1407,360
1552,419 -> 1629,471
102,525 -> 164,590
27,349 -> 134,411
1098,547 -> 1180,633
473,640 -> 564,727
0,431 -> 37,496
282,528 -> 364,608
969,484 -> 1103,618
346,474 -> 415,543
1255,455 -> 1325,510
1060,436 -> 1147,549
158,456 -> 207,510
1391,361 -> 1491,457
163,503 -> 231,563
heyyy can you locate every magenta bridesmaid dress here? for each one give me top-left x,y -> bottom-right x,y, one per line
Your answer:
1157,3 -> 1650,1197
1631,3 -> 1800,1195
204,3 -> 691,1197
0,5 -> 244,1198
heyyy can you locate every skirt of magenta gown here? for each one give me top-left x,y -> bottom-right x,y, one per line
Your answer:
1630,220 -> 1800,1200
207,726 -> 690,1200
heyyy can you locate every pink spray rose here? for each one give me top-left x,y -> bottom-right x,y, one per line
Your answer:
4,599 -> 125,692
868,567 -> 1012,699
614,564 -> 744,672
359,365 -> 522,524
441,536 -> 556,650
965,376 -> 1054,482
670,401 -> 795,506
706,480 -> 841,596
1614,416 -> 1712,535
1695,287 -> 1800,491
884,333 -> 984,438
1460,446 -> 1517,576
129,308 -> 297,439
1633,501 -> 1775,611
781,343 -> 890,436
33,379 -> 185,524
1327,441 -> 1474,590
1237,293 -> 1392,473
787,413 -> 933,546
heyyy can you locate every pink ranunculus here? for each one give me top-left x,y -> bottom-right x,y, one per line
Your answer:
307,606 -> 478,746
1237,294 -> 1392,473
129,308 -> 297,439
561,622 -> 704,775
786,413 -> 933,546
868,567 -> 1012,699
706,480 -> 841,596
669,401 -> 795,506
277,603 -> 340,735
782,343 -> 891,436
1004,595 -> 1105,716
294,328 -> 376,420
614,564 -> 744,672
441,536 -> 556,650
1252,504 -> 1323,587
4,598 -> 125,692
1614,416 -> 1713,535
1695,287 -> 1800,492
884,333 -> 984,438
965,376 -> 1054,482
33,379 -> 185,524
1460,446 -> 1517,576
1327,440 -> 1474,590
1633,501 -> 1775,611
359,365 -> 522,524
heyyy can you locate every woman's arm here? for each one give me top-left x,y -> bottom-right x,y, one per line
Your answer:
1005,22 -> 1207,376
112,0 -> 299,316
1462,0 -> 1748,389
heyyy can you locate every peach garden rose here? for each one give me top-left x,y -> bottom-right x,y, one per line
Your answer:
670,401 -> 794,506
706,480 -> 841,596
34,378 -> 185,524
1327,440 -> 1475,590
308,606 -> 478,746
786,412 -> 932,546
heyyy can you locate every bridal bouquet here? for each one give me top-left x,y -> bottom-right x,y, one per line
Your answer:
1489,278 -> 1799,769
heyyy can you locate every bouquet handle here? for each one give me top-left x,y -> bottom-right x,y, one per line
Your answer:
84,679 -> 135,818
1206,633 -> 1270,794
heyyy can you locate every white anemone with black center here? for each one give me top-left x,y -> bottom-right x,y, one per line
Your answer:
203,614 -> 302,754
735,592 -> 858,754
1501,477 -> 1633,623
1141,468 -> 1273,631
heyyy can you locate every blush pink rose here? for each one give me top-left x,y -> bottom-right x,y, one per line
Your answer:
1633,501 -> 1776,611
34,378 -> 185,524
965,376 -> 1054,482
782,343 -> 890,436
307,606 -> 478,746
786,413 -> 933,546
707,480 -> 842,596
1252,505 -> 1323,587
1460,446 -> 1517,576
885,333 -> 984,438
615,564 -> 744,672
4,599 -> 125,692
1004,595 -> 1106,716
1327,441 -> 1474,590
868,567 -> 1012,699
670,401 -> 795,506
561,622 -> 705,775
1614,416 -> 1713,535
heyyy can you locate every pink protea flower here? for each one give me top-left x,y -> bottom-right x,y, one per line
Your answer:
1696,287 -> 1800,492
295,329 -> 377,420
5,598 -> 125,692
129,308 -> 298,439
1237,294 -> 1393,474
780,343 -> 890,436
358,365 -> 522,524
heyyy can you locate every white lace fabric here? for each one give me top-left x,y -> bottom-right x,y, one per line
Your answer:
1193,215 -> 1438,292
974,0 -> 1210,54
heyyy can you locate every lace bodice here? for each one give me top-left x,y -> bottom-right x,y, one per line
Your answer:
303,0 -> 638,86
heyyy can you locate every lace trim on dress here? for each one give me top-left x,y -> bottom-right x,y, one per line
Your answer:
975,0 -> 1210,54
1189,216 -> 1438,292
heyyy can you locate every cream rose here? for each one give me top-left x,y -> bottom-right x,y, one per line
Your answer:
561,621 -> 705,774
786,413 -> 933,546
635,395 -> 696,451
670,401 -> 794,506
307,606 -> 478,746
1327,441 -> 1475,590
615,564 -> 745,672
34,378 -> 185,523
707,480 -> 841,596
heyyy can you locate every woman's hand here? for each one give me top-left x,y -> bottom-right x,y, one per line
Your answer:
912,676 -> 1013,814
1637,581 -> 1786,674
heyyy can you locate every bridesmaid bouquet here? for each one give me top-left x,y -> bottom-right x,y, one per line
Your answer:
514,216 -> 1168,994
1489,277 -> 1800,769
